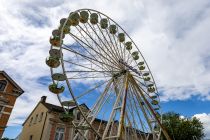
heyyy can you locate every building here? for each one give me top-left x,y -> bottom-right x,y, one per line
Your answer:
20,96 -> 89,140
20,96 -> 152,140
0,71 -> 24,138
20,96 -> 112,140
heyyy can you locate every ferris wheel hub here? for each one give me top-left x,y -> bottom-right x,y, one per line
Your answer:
119,59 -> 141,77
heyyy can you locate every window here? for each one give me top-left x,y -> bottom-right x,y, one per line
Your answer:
54,127 -> 65,140
39,112 -> 44,122
0,105 -> 4,118
0,80 -> 7,91
0,105 -> 3,112
34,114 -> 38,124
76,112 -> 81,120
29,117 -> 33,126
29,135 -> 33,140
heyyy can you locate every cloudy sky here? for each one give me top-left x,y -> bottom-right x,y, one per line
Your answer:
1,0 -> 210,139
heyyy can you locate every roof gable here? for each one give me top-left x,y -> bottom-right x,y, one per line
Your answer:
0,71 -> 24,94
22,102 -> 49,125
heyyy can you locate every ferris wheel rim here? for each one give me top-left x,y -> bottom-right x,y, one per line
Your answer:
48,8 -> 164,140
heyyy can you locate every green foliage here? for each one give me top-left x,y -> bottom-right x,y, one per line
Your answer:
161,112 -> 205,140
1,138 -> 11,140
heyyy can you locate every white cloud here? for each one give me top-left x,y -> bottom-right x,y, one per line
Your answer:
194,113 -> 210,139
0,0 -> 210,131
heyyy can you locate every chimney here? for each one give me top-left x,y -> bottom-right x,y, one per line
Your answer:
40,96 -> 47,103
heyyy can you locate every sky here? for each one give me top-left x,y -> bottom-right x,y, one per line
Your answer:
0,0 -> 210,139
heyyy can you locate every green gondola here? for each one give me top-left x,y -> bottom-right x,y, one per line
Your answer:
69,12 -> 80,26
151,95 -> 157,99
138,61 -> 144,66
148,87 -> 155,93
132,51 -> 139,60
154,108 -> 159,111
143,72 -> 149,76
125,41 -> 132,50
49,36 -> 62,47
52,73 -> 66,81
80,11 -> 89,23
49,49 -> 61,59
76,125 -> 91,130
48,83 -> 65,94
139,65 -> 145,70
59,112 -> 74,122
118,33 -> 125,42
52,29 -> 65,39
61,26 -> 70,34
100,18 -> 108,29
109,25 -> 117,34
90,13 -> 98,24
61,100 -> 76,107
144,77 -> 151,81
60,18 -> 67,25
132,51 -> 138,56
46,56 -> 60,68
151,100 -> 159,105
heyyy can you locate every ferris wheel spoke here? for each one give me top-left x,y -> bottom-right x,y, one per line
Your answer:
102,18 -> 122,61
65,70 -> 118,73
81,24 -> 113,66
67,76 -> 112,80
129,79 -> 154,131
129,75 -> 171,139
74,26 -> 114,71
63,59 -> 104,72
104,27 -> 123,61
69,34 -> 120,71
76,24 -> 121,67
126,98 -> 141,132
111,33 -> 124,61
102,76 -> 126,139
81,79 -> 114,138
85,22 -> 122,63
132,77 -> 160,102
124,111 -> 139,140
46,9 -> 167,140
113,34 -> 125,62
95,22 -> 123,61
67,33 -> 120,71
127,88 -> 148,139
124,47 -> 136,66
129,85 -> 148,133
62,44 -> 121,71
64,57 -> 112,74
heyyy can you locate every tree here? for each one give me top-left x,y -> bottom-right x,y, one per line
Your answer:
1,138 -> 10,140
161,112 -> 204,140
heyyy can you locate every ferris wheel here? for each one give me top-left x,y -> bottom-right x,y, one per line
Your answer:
46,9 -> 171,140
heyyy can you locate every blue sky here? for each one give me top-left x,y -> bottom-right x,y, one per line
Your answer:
1,0 -> 210,139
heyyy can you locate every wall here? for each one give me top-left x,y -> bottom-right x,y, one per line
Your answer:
19,103 -> 48,140
0,73 -> 20,138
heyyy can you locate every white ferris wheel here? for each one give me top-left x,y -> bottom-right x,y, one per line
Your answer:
46,9 -> 171,140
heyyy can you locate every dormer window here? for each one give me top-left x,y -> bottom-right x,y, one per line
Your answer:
76,112 -> 81,120
0,80 -> 7,91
